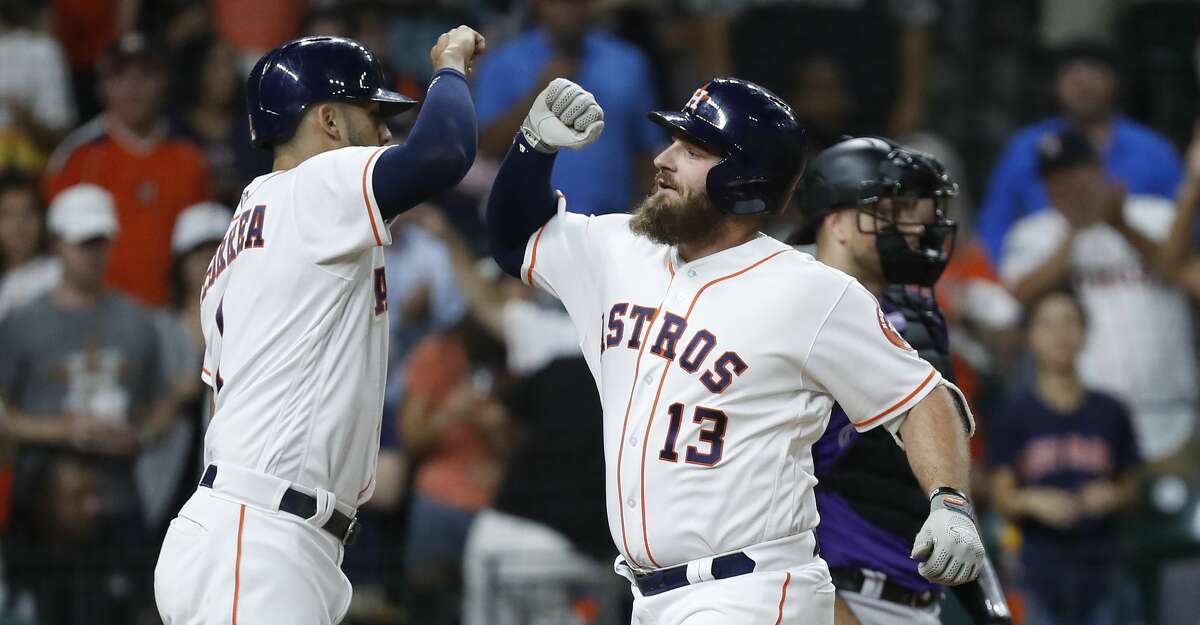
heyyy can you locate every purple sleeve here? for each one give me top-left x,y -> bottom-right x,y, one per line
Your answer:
372,69 -> 477,221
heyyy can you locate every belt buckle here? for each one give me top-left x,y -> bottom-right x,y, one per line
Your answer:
343,517 -> 361,545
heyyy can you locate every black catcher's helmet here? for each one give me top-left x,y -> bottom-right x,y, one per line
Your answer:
793,137 -> 959,286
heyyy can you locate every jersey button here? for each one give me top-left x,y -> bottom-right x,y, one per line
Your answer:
627,497 -> 637,508
687,269 -> 697,278
643,373 -> 653,385
629,435 -> 638,447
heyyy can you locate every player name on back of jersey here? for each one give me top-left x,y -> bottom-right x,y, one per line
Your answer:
201,205 -> 267,300
601,301 -> 748,394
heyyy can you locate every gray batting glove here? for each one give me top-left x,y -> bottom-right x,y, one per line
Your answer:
520,78 -> 604,153
911,488 -> 986,586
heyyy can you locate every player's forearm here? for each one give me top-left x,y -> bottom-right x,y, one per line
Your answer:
486,133 -> 558,277
372,69 -> 477,221
898,386 -> 971,494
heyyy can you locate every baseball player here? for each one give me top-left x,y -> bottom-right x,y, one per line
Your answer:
153,29 -> 483,625
484,77 -> 985,624
794,137 -> 1012,625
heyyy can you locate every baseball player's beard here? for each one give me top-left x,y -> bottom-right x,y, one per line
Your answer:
629,186 -> 725,247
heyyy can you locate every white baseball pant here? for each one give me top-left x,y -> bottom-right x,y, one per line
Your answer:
154,464 -> 353,625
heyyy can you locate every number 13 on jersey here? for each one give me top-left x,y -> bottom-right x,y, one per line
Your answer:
658,403 -> 728,466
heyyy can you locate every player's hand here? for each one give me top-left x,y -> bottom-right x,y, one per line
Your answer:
520,78 -> 604,153
431,25 -> 486,75
911,489 -> 985,586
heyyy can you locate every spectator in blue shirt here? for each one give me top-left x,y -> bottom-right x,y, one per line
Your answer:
475,0 -> 662,216
977,41 -> 1182,262
988,288 -> 1141,625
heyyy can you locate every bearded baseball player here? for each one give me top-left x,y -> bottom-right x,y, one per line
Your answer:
796,137 -> 1011,625
485,77 -> 984,624
153,29 -> 482,624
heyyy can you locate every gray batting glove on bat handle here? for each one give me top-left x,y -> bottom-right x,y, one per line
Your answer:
911,487 -> 986,586
520,78 -> 605,154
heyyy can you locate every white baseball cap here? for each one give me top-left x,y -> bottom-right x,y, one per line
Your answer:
172,202 -> 233,255
47,184 -> 119,244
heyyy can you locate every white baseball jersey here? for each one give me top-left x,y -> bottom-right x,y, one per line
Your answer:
198,145 -> 394,507
522,196 -> 943,569
1000,195 -> 1198,460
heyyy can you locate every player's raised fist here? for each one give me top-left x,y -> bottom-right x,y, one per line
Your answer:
431,26 -> 486,75
520,78 -> 604,153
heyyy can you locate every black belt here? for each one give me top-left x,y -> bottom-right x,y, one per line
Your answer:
631,552 -> 757,597
199,464 -> 360,545
829,567 -> 938,608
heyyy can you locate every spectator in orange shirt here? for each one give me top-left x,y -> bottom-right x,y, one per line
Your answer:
400,319 -> 512,608
44,34 -> 209,308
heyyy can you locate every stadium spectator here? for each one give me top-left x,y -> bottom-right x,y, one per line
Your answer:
414,206 -> 615,625
679,0 -> 938,137
0,0 -> 75,167
4,452 -> 147,625
1159,126 -> 1200,301
999,129 -> 1197,465
136,202 -> 229,534
382,209 -> 467,419
988,288 -> 1141,625
0,172 -> 56,321
302,5 -> 351,39
212,0 -> 304,65
383,2 -> 479,89
977,41 -> 1182,261
51,0 -> 138,120
44,33 -> 210,307
399,319 -> 512,617
462,354 -> 614,625
788,56 -> 855,153
475,0 -> 661,216
177,39 -> 247,206
0,185 -> 178,552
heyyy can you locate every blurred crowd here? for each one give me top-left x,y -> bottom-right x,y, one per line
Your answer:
0,1 -> 1198,624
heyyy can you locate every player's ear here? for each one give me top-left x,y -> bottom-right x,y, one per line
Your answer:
823,210 -> 850,246
316,104 -> 342,143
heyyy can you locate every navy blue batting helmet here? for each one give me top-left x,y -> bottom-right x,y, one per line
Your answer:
246,36 -> 417,148
648,78 -> 807,215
